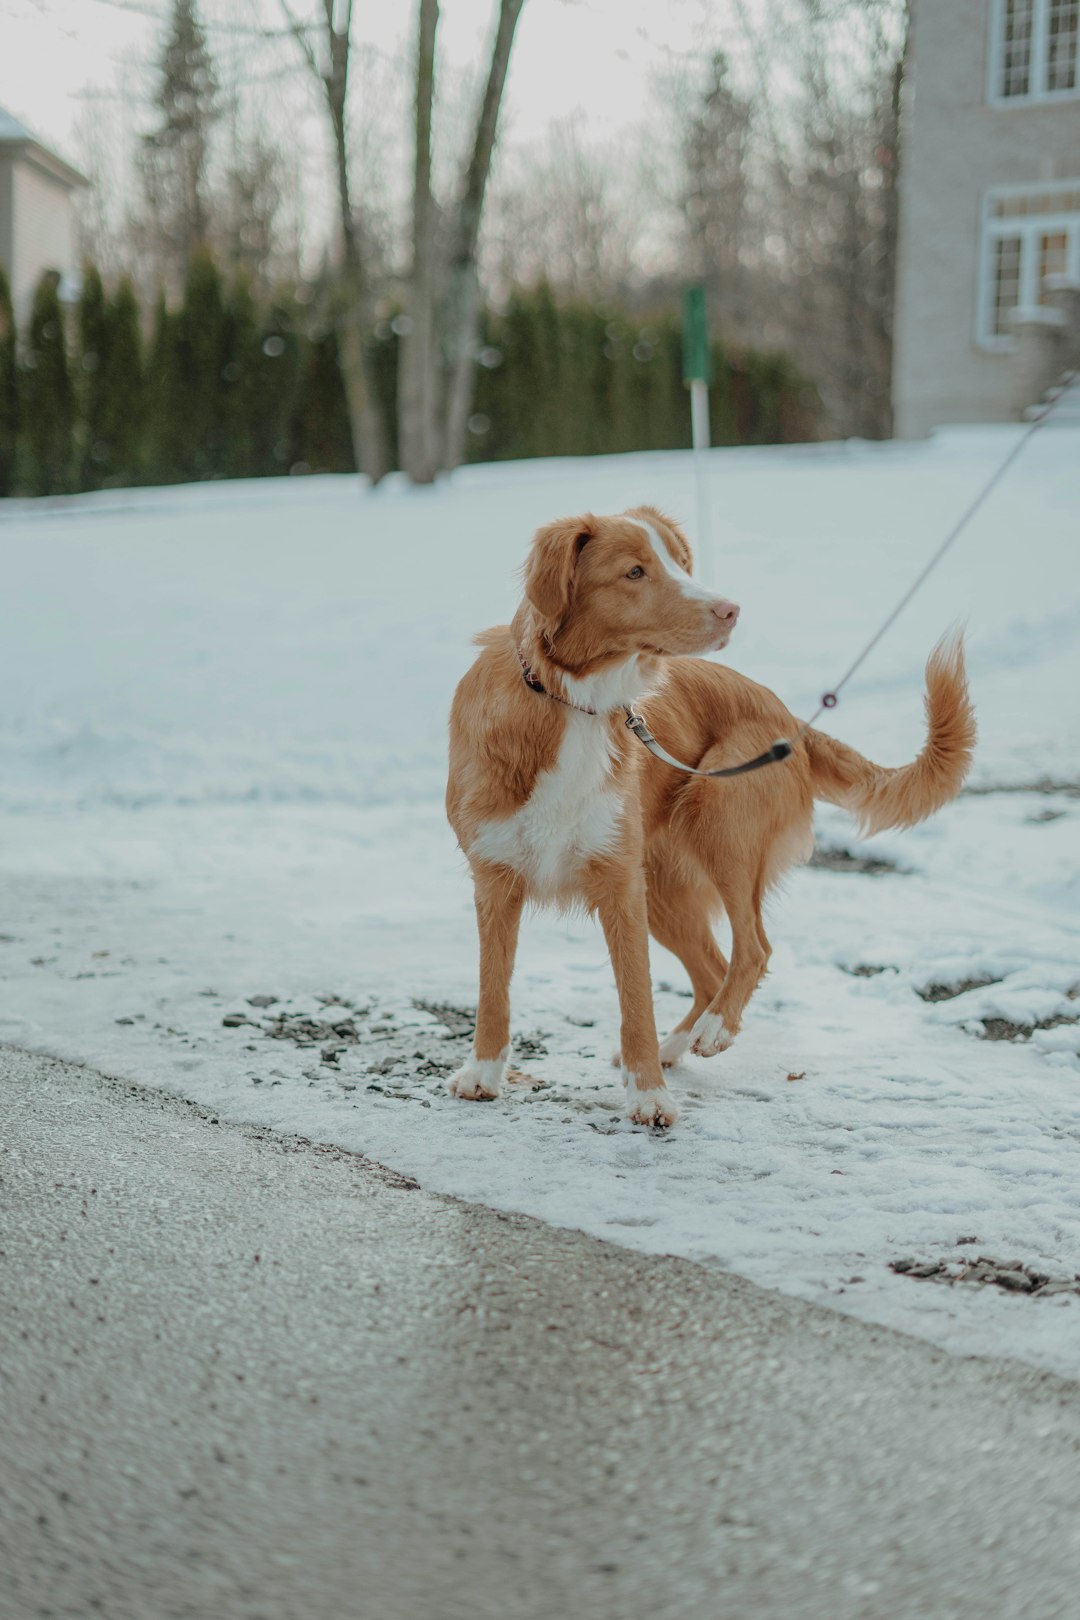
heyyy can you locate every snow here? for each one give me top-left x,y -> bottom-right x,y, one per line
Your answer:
2,426 -> 1079,1378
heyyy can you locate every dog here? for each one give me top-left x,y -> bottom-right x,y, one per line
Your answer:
446,506 -> 738,1126
633,639 -> 976,1066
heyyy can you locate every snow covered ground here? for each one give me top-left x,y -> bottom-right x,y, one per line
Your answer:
2,427 -> 1078,1376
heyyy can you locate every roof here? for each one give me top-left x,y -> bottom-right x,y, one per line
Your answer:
0,104 -> 88,188
0,109 -> 36,143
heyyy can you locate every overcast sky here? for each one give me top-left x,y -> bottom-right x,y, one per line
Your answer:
0,0 -> 747,160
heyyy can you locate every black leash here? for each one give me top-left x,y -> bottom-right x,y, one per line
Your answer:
622,706 -> 793,778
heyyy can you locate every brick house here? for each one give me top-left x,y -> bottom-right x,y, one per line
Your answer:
893,1 -> 1080,435
0,106 -> 87,320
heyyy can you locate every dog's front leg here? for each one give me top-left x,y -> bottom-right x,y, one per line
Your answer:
596,872 -> 678,1128
449,865 -> 524,1102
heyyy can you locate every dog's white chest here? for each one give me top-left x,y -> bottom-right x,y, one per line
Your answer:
471,715 -> 624,895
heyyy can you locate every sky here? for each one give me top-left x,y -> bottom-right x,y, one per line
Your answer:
0,0 -> 767,266
0,0 -> 745,163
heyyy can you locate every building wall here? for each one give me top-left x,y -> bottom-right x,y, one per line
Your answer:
11,156 -> 77,316
893,0 -> 1080,437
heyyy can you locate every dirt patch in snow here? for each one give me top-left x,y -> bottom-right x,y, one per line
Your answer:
963,778 -> 1080,798
916,977 -> 1002,1003
979,1013 -> 1080,1043
808,846 -> 905,876
216,994 -> 557,1099
891,1254 -> 1080,1298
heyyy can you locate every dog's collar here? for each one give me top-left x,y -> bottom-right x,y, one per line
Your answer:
517,650 -> 599,715
518,647 -> 792,778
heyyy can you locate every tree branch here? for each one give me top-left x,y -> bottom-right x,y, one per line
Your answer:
449,0 -> 525,269
278,0 -> 321,80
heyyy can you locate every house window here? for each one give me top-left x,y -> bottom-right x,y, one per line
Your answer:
991,0 -> 1080,100
1000,0 -> 1035,96
1048,0 -> 1080,89
991,236 -> 1023,334
980,183 -> 1080,343
1039,230 -> 1069,296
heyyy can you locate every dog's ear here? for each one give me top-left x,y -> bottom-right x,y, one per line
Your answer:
637,504 -> 694,574
523,515 -> 595,622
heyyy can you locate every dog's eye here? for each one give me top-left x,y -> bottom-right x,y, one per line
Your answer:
626,566 -> 645,580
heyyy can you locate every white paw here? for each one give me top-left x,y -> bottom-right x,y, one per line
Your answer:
448,1048 -> 508,1101
690,1011 -> 734,1058
658,1026 -> 693,1068
624,1073 -> 679,1128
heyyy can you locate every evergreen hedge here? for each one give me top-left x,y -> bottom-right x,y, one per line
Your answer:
0,261 -> 817,496
23,272 -> 76,495
0,266 -> 16,497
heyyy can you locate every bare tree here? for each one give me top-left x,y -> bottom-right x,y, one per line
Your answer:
397,0 -> 441,483
396,0 -> 527,483
677,51 -> 755,340
485,120 -> 647,301
215,125 -> 296,297
713,0 -> 907,435
772,0 -> 904,435
72,97 -> 127,280
280,0 -> 390,482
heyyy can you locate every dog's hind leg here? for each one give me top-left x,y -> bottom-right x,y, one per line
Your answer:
644,859 -> 729,1067
449,865 -> 524,1102
690,864 -> 770,1057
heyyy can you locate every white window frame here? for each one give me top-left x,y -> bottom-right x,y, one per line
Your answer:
987,0 -> 1080,104
976,180 -> 1080,348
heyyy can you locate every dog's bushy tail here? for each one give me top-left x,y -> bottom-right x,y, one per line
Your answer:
804,632 -> 975,836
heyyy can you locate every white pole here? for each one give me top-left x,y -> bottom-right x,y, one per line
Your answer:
690,377 -> 710,452
689,378 -> 713,583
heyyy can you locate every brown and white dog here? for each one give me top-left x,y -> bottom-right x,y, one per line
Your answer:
446,506 -> 738,1126
634,638 -> 975,1067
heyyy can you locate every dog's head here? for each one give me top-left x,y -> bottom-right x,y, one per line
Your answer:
522,505 -> 739,667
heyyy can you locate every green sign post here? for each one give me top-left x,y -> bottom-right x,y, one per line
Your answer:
682,286 -> 711,452
682,286 -> 713,386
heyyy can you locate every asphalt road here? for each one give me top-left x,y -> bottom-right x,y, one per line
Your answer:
2,1046 -> 1080,1620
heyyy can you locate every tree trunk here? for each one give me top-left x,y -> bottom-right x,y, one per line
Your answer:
337,280 -> 389,481
400,0 -> 524,480
397,0 -> 442,485
443,266 -> 482,473
328,18 -> 390,485
280,0 -> 390,483
437,0 -> 525,472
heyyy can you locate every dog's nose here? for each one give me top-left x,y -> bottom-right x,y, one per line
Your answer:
710,598 -> 740,626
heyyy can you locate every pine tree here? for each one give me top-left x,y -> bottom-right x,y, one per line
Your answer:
219,273 -> 260,479
77,264 -> 111,490
22,272 -> 74,495
251,300 -> 304,477
0,265 -> 17,495
103,278 -> 145,487
708,336 -> 738,447
145,291 -> 178,484
138,0 -> 219,297
172,249 -> 226,479
564,300 -> 611,458
289,329 -> 355,475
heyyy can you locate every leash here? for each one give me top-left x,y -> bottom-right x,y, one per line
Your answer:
792,372 -> 1078,739
622,707 -> 793,778
633,374 -> 1078,778
522,371 -> 1076,780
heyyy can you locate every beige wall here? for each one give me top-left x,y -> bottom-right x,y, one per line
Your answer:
893,0 -> 1080,437
0,151 -> 78,319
